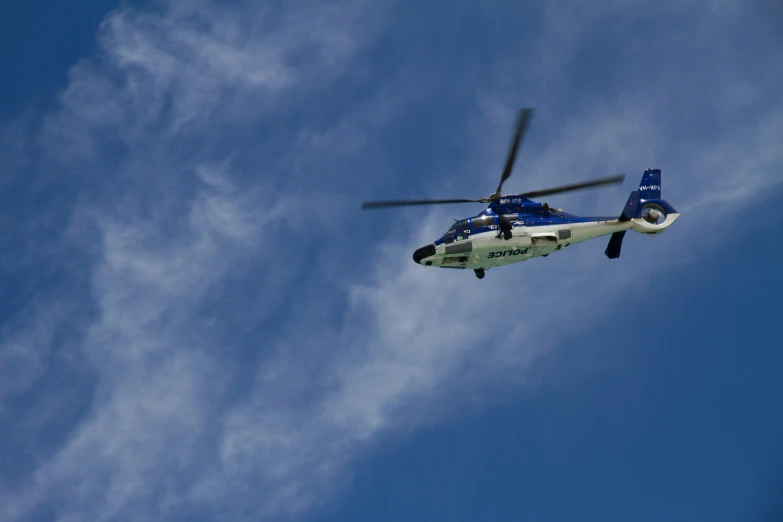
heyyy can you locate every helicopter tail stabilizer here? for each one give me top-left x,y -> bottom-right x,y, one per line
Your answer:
638,168 -> 662,200
626,168 -> 678,219
604,189 -> 638,258
605,168 -> 680,258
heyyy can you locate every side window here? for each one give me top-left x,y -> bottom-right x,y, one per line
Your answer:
471,216 -> 495,230
457,220 -> 469,237
498,213 -> 520,225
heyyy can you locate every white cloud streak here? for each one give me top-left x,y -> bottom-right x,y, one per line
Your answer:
0,0 -> 781,521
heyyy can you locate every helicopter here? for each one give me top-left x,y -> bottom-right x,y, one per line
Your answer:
360,108 -> 680,279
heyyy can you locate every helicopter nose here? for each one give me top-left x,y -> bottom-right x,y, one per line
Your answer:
413,244 -> 436,264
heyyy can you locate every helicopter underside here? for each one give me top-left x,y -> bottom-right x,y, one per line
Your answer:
417,215 -> 678,271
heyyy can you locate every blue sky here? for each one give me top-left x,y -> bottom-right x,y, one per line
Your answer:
1,1 -> 782,521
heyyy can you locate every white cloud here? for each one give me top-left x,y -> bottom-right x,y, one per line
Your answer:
0,0 -> 781,521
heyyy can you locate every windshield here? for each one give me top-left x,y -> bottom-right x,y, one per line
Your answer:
444,223 -> 456,236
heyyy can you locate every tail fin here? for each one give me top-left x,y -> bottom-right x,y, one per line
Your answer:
638,168 -> 661,200
604,191 -> 637,258
618,190 -> 641,222
627,168 -> 677,219
605,230 -> 626,259
604,168 -> 678,259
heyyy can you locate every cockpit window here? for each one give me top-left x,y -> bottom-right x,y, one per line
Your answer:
443,220 -> 471,243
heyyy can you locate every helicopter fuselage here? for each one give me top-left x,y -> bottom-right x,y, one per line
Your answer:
413,189 -> 680,272
360,106 -> 680,277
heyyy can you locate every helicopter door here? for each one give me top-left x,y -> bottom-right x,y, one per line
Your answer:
498,214 -> 520,237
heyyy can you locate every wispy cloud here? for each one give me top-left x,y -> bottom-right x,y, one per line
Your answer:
0,0 -> 781,521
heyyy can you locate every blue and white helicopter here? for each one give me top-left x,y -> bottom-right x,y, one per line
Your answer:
361,108 -> 679,279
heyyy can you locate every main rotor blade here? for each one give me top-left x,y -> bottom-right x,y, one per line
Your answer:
520,174 -> 626,199
495,108 -> 534,197
360,198 -> 480,210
